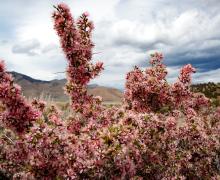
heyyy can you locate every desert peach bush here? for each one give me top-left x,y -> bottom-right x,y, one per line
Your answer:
0,3 -> 220,179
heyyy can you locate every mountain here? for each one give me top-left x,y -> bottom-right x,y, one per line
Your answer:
10,72 -> 123,103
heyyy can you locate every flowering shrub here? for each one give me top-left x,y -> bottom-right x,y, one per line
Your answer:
0,3 -> 220,179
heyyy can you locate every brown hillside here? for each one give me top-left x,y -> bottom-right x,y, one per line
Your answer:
10,72 -> 123,103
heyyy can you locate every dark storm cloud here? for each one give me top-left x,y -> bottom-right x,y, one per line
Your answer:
137,50 -> 220,73
168,55 -> 220,72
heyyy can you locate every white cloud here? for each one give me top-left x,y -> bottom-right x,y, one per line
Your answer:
194,68 -> 220,83
12,39 -> 41,56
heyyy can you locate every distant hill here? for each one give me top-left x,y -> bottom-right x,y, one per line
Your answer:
10,72 -> 123,103
191,82 -> 220,99
191,82 -> 220,106
8,72 -> 220,105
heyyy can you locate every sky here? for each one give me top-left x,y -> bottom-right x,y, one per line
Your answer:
0,0 -> 220,89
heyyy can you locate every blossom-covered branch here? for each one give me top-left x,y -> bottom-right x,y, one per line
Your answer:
52,4 -> 103,118
0,61 -> 40,134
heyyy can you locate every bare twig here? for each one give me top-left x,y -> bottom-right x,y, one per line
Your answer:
3,133 -> 15,145
92,52 -> 102,55
54,71 -> 65,74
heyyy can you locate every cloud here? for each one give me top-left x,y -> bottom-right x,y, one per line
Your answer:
194,68 -> 220,83
12,39 -> 41,56
0,0 -> 220,89
41,43 -> 59,54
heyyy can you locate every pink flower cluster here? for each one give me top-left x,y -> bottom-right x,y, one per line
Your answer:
0,61 -> 40,134
53,3 -> 103,118
0,3 -> 219,179
124,53 -> 209,114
